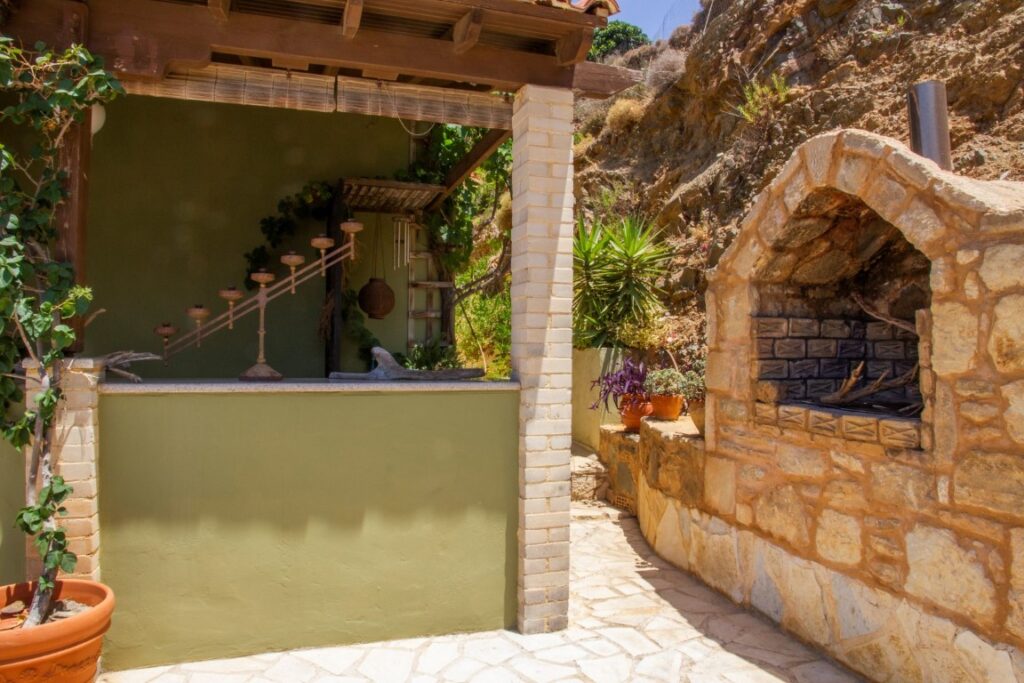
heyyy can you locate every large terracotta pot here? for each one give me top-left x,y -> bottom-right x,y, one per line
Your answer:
0,580 -> 115,683
619,394 -> 653,432
687,399 -> 706,437
650,395 -> 684,420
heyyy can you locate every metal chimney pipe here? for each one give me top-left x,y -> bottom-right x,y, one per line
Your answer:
907,80 -> 952,171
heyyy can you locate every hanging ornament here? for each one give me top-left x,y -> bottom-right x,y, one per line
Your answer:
358,216 -> 395,320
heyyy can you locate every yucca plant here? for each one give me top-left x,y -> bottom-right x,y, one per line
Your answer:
572,218 -> 612,348
573,215 -> 672,349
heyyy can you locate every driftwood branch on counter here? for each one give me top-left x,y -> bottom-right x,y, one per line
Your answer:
329,347 -> 484,381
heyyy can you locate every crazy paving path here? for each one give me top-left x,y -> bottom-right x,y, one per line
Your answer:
100,504 -> 860,683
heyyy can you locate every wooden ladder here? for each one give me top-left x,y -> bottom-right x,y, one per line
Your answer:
407,242 -> 452,350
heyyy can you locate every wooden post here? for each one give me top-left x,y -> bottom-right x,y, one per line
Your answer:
55,2 -> 91,352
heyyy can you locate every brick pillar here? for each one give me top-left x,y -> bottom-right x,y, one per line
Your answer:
510,85 -> 574,634
24,359 -> 103,581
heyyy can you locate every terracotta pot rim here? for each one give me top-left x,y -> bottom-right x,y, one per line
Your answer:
0,579 -> 115,665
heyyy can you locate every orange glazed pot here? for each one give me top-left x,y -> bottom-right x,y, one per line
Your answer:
0,580 -> 115,683
619,394 -> 653,432
650,395 -> 684,421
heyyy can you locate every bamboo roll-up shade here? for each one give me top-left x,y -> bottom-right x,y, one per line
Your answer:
336,77 -> 512,129
123,66 -> 336,113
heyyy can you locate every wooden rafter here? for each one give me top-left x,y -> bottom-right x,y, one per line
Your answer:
428,128 -> 511,211
450,9 -> 483,54
341,0 -> 363,39
555,28 -> 592,66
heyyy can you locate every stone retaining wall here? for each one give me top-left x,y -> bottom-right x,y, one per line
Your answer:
600,420 -> 1024,681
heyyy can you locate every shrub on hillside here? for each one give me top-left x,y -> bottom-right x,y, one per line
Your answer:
605,98 -> 645,135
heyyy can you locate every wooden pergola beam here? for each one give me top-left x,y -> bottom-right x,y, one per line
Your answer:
572,60 -> 641,98
6,0 -> 638,98
341,0 -> 363,39
428,128 -> 511,211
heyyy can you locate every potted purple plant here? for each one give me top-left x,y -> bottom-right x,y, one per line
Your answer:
592,358 -> 652,432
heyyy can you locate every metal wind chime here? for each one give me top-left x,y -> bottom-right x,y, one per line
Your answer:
154,220 -> 363,381
393,215 -> 413,269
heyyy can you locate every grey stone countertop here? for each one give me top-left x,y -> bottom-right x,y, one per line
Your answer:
99,378 -> 520,395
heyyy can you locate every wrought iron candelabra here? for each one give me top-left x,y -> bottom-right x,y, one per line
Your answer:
154,223 -> 361,381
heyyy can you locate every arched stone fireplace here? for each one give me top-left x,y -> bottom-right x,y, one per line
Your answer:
605,129 -> 1024,681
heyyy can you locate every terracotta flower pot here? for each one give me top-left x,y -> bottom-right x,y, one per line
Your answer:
619,394 -> 653,432
687,399 -> 706,437
650,395 -> 684,420
0,580 -> 115,683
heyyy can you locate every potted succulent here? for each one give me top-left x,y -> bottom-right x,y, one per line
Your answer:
592,358 -> 652,432
0,38 -> 121,681
644,368 -> 686,420
681,369 -> 707,436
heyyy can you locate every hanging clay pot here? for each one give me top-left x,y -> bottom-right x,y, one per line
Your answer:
359,277 -> 395,320
358,216 -> 395,320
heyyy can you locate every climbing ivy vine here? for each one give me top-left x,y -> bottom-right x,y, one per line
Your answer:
0,36 -> 122,627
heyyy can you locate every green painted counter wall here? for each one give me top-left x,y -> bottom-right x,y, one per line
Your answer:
97,389 -> 518,670
84,96 -> 411,378
0,441 -> 24,585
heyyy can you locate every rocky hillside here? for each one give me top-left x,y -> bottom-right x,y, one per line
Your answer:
574,0 -> 1024,349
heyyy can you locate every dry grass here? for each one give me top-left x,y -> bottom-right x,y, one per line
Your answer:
645,48 -> 687,93
605,98 -> 646,135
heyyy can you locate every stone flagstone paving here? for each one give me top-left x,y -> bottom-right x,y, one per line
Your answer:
99,504 -> 859,683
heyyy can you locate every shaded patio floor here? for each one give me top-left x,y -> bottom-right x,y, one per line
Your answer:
99,503 -> 859,683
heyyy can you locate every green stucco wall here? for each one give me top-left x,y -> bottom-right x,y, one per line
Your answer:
84,96 -> 411,378
97,388 -> 518,670
572,347 -> 621,451
0,442 -> 24,585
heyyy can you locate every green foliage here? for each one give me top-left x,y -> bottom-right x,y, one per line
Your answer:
589,21 -> 650,61
400,127 -> 509,266
644,368 -> 686,397
398,125 -> 511,275
679,369 -> 705,401
403,338 -> 460,371
15,476 -> 75,591
400,125 -> 512,373
243,180 -> 334,286
735,72 -> 791,124
338,288 -> 381,366
573,215 -> 673,349
455,254 -> 511,379
615,317 -> 671,353
0,36 -> 122,608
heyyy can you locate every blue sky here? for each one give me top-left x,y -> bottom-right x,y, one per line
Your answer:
615,0 -> 702,40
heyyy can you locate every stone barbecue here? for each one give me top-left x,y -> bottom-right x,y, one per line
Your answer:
598,130 -> 1024,682
749,184 -> 931,449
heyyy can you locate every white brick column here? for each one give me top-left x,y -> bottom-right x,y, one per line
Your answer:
24,359 -> 103,581
510,85 -> 574,634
